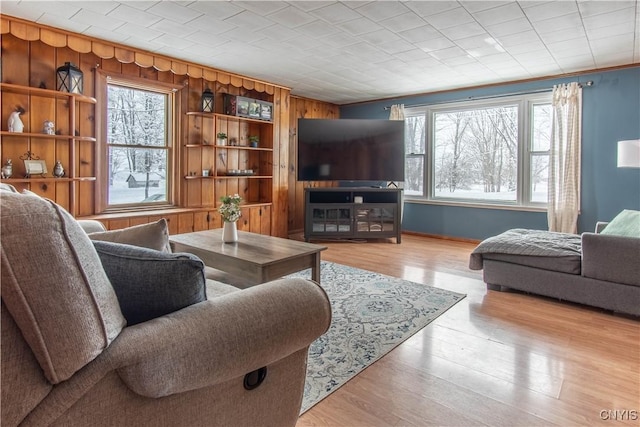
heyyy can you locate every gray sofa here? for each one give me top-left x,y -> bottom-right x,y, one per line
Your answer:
470,224 -> 640,316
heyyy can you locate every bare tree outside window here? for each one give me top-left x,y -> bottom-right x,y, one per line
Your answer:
107,84 -> 170,206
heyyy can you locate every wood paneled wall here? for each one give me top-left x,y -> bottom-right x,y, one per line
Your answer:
288,96 -> 340,234
1,15 -> 318,237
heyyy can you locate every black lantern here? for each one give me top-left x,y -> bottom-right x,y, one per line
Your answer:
56,62 -> 83,94
201,88 -> 214,113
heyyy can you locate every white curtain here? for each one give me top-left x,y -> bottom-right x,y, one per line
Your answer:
389,104 -> 405,121
548,82 -> 582,234
389,104 -> 405,221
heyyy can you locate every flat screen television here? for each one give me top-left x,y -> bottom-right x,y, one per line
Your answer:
297,118 -> 405,182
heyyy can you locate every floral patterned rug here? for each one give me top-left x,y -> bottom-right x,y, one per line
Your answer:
286,261 -> 466,414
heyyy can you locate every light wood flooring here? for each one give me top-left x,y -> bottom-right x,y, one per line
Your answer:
295,233 -> 640,427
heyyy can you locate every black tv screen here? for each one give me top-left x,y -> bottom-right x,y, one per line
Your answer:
297,118 -> 405,182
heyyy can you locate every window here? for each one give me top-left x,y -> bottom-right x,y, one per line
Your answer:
404,94 -> 551,208
105,79 -> 175,208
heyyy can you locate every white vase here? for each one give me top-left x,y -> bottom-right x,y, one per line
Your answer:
222,221 -> 238,243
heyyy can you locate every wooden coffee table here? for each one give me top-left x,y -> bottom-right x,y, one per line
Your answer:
169,229 -> 327,286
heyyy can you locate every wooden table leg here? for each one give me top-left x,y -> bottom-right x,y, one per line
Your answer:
311,253 -> 321,285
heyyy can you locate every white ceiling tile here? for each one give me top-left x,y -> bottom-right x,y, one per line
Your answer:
233,1 -> 289,16
376,38 -> 416,55
0,2 -> 43,22
595,51 -> 636,67
497,30 -> 542,47
115,22 -> 164,41
37,13 -> 91,34
523,1 -> 579,22
423,7 -> 475,30
310,2 -> 362,24
83,26 -> 130,43
267,5 -> 316,28
485,17 -> 533,37
590,34 -> 635,54
538,26 -> 586,45
506,40 -> 548,54
260,24 -> 300,41
358,29 -> 402,45
146,2 -> 203,24
153,33 -> 195,50
187,1 -> 245,19
439,23 -> 487,41
586,21 -> 635,40
296,20 -> 342,38
319,31 -> 361,48
428,46 -> 468,60
380,12 -> 428,33
188,16 -> 237,35
354,1 -> 411,21
416,36 -> 456,52
583,7 -> 636,30
405,1 -> 461,18
578,1 -> 636,18
224,10 -> 274,31
472,3 -> 526,26
460,1 -> 513,13
117,1 -> 157,12
288,1 -> 336,13
75,2 -> 120,15
337,17 -> 381,36
107,4 -> 163,27
398,25 -> 442,43
72,9 -> 125,31
149,18 -> 198,38
184,31 -> 231,47
533,12 -> 584,33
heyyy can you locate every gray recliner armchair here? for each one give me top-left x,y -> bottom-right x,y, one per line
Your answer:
1,188 -> 331,426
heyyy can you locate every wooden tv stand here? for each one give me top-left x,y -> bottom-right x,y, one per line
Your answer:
304,187 -> 402,243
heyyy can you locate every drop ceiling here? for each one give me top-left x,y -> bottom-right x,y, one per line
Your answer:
1,1 -> 638,104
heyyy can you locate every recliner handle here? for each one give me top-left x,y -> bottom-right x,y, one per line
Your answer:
244,367 -> 267,390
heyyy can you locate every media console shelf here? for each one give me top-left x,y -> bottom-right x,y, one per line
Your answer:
304,187 -> 402,243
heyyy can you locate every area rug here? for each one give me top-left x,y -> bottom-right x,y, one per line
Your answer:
286,261 -> 466,414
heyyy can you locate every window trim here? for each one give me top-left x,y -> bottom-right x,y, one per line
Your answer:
404,92 -> 552,209
95,71 -> 182,213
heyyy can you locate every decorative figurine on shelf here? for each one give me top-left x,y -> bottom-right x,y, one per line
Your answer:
8,107 -> 25,133
43,120 -> 55,135
1,159 -> 13,179
53,160 -> 65,178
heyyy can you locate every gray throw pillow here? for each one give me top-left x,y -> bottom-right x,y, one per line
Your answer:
93,240 -> 207,325
88,219 -> 171,252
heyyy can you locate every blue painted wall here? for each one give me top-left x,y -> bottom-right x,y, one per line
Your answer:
340,67 -> 640,240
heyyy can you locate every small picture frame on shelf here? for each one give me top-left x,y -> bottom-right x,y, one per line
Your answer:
24,160 -> 48,177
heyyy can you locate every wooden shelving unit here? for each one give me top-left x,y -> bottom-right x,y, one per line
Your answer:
183,106 -> 274,208
0,83 -> 97,215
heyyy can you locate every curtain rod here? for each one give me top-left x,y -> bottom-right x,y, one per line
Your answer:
383,80 -> 594,110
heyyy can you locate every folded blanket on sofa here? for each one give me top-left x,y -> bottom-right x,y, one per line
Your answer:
469,228 -> 582,270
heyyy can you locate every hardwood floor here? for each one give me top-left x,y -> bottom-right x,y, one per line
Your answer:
295,234 -> 640,427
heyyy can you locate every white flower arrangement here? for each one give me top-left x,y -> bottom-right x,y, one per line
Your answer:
219,194 -> 242,222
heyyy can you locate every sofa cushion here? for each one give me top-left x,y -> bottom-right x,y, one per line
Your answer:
600,209 -> 640,238
88,219 -> 171,252
93,241 -> 207,325
0,191 -> 126,384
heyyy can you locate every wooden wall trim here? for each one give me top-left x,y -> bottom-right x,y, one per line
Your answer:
0,14 -> 286,95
